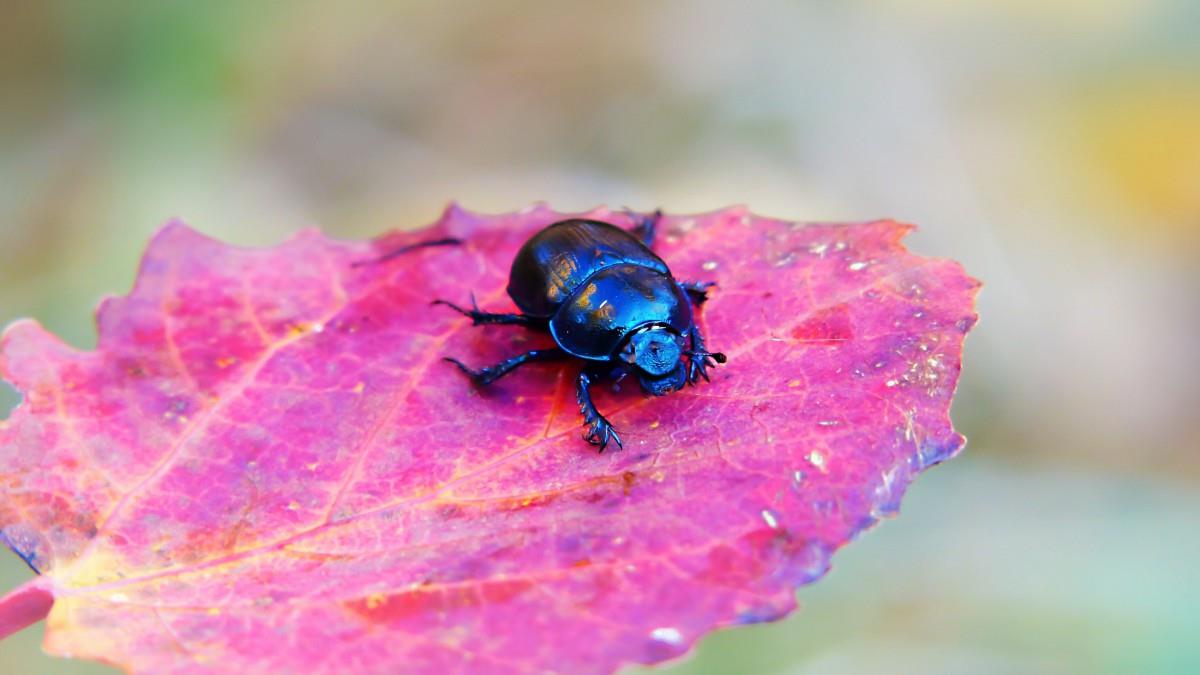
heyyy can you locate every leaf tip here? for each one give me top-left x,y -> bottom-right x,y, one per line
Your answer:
436,201 -> 493,239
150,218 -> 209,250
863,218 -> 918,246
0,577 -> 54,642
0,319 -> 80,391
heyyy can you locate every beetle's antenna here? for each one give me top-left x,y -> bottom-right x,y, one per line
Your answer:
351,237 -> 462,268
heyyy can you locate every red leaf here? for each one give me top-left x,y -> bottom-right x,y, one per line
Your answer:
0,205 -> 978,673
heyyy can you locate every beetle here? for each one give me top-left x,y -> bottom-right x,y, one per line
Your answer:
432,210 -> 725,451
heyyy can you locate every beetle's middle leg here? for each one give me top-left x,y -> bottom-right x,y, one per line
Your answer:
444,348 -> 566,387
433,294 -> 545,329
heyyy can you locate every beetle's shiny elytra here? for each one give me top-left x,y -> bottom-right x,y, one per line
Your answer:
430,211 -> 726,451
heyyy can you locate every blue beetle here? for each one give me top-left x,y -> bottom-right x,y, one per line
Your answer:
433,211 -> 725,451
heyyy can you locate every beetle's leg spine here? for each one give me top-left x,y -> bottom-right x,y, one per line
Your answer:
576,371 -> 622,452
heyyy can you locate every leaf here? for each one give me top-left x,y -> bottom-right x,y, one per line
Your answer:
0,204 -> 978,674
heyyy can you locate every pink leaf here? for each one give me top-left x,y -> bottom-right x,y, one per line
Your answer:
0,205 -> 978,673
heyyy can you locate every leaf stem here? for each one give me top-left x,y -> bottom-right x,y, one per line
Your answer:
0,577 -> 53,641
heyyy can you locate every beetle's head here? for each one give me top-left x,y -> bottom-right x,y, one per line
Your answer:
620,326 -> 687,396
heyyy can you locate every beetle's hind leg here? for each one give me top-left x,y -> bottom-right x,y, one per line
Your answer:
351,237 -> 462,267
444,348 -> 566,387
626,208 -> 663,248
433,293 -> 544,328
576,371 -> 622,452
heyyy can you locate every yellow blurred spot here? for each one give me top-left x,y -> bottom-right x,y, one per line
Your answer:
207,607 -> 221,616
788,379 -> 802,388
1073,78 -> 1200,227
215,356 -> 237,369
61,551 -> 124,587
365,593 -> 387,609
351,382 -> 365,394
877,0 -> 1147,35
649,420 -> 660,429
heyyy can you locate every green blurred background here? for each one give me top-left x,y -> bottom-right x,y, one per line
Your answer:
1,1 -> 1197,673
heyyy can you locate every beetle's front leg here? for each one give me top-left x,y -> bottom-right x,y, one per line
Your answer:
576,370 -> 622,451
681,284 -> 726,384
685,326 -> 727,384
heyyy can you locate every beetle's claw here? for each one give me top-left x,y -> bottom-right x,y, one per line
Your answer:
432,297 -> 484,325
583,419 -> 623,452
686,350 -> 726,385
443,357 -> 482,381
432,298 -> 464,311
443,356 -> 507,387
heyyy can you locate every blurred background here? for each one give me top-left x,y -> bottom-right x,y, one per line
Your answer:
1,1 -> 1197,673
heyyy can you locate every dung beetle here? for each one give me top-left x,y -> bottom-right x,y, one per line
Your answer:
432,211 -> 726,451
